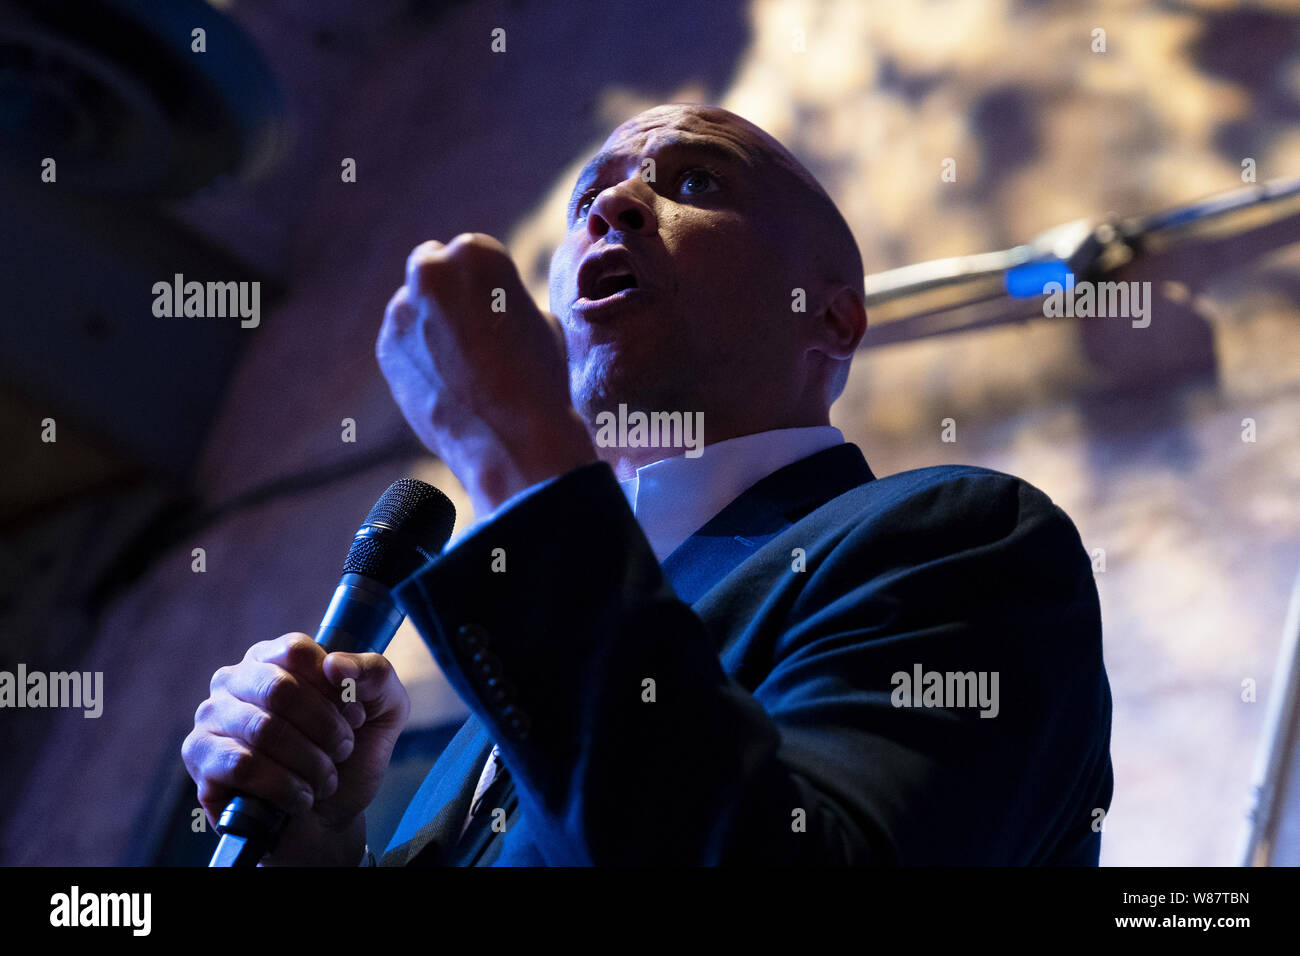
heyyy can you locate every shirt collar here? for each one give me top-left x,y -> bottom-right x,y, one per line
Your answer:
619,425 -> 845,562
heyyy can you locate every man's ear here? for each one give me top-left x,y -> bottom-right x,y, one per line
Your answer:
811,284 -> 867,361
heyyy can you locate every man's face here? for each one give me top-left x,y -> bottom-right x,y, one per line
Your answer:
549,105 -> 811,427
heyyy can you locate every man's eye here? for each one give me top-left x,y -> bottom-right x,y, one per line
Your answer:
679,169 -> 718,195
574,192 -> 597,220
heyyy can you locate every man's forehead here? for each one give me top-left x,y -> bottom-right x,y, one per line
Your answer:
602,105 -> 762,156
574,105 -> 815,194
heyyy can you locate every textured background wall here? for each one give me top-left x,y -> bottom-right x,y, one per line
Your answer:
2,0 -> 1298,866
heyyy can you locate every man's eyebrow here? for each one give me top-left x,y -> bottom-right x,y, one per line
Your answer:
570,136 -> 756,198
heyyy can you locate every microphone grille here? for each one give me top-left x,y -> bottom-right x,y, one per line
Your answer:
342,478 -> 457,585
363,478 -> 457,540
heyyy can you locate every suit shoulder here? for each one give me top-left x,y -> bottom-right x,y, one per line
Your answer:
865,462 -> 1040,500
828,463 -> 1089,575
843,463 -> 1060,521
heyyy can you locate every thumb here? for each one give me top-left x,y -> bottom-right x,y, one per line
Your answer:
322,652 -> 408,725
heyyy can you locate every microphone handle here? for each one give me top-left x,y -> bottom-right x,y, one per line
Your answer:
208,574 -> 405,867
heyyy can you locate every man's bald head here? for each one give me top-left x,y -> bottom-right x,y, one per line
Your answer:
620,104 -> 865,306
549,104 -> 867,469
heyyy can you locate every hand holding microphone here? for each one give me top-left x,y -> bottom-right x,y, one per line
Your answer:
186,634 -> 404,866
182,478 -> 456,866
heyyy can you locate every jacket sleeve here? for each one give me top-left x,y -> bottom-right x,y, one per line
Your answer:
390,460 -> 1113,865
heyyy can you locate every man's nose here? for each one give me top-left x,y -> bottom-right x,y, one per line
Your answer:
587,179 -> 658,239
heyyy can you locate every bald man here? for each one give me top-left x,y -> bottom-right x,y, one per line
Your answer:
184,105 -> 1114,866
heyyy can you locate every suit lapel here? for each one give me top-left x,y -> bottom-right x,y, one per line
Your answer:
379,713 -> 494,866
661,442 -> 875,604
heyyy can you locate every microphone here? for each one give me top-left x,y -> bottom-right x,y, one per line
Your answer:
208,478 -> 456,867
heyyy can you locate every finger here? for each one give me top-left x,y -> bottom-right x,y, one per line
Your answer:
339,699 -> 367,730
408,233 -> 521,302
189,732 -> 317,819
221,661 -> 355,763
382,285 -> 420,338
323,652 -> 409,727
453,232 -> 509,256
449,233 -> 525,295
248,633 -> 339,702
209,694 -> 342,798
406,239 -> 447,294
184,734 -> 235,828
375,291 -> 437,396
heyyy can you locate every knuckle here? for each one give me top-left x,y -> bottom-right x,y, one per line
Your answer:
241,707 -> 274,749
282,634 -> 321,671
383,288 -> 416,324
180,730 -> 200,767
193,697 -> 216,727
209,666 -> 230,692
244,637 -> 282,662
452,232 -> 504,265
261,670 -> 297,712
445,232 -> 475,252
410,241 -> 450,272
216,743 -> 249,783
221,747 -> 295,808
408,239 -> 442,262
358,651 -> 390,678
195,789 -> 225,823
195,781 -> 219,808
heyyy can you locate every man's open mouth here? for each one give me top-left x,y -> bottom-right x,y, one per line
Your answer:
576,248 -> 644,307
586,273 -> 638,300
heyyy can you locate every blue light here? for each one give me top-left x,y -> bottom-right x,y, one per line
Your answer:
1005,261 -> 1074,298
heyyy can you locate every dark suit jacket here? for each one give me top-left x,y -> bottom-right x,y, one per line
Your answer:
379,442 -> 1113,865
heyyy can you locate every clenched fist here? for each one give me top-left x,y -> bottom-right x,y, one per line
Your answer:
377,233 -> 597,518
182,633 -> 410,866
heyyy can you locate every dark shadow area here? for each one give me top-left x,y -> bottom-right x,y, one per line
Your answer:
972,86 -> 1041,197
1187,7 -> 1300,161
